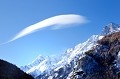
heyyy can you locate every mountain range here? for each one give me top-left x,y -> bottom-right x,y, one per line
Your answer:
20,22 -> 120,79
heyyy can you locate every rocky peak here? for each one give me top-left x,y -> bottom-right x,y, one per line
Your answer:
102,22 -> 120,35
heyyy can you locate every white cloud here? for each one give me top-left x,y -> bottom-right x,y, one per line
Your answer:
4,14 -> 88,44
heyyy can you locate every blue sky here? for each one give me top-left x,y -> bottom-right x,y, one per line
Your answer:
0,0 -> 120,67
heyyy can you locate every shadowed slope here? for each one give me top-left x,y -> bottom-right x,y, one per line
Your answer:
0,59 -> 34,79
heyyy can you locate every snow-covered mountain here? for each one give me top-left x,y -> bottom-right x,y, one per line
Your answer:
21,22 -> 120,79
21,35 -> 101,78
102,22 -> 120,35
21,55 -> 45,72
21,55 -> 60,77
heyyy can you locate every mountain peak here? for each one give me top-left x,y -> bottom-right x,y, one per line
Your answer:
108,22 -> 116,26
101,22 -> 120,35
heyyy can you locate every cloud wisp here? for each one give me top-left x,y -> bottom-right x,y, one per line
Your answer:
3,14 -> 88,44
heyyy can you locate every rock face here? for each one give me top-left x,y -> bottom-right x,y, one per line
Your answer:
0,59 -> 34,79
69,32 -> 120,79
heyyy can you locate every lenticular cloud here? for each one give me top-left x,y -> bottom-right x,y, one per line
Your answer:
5,14 -> 88,44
